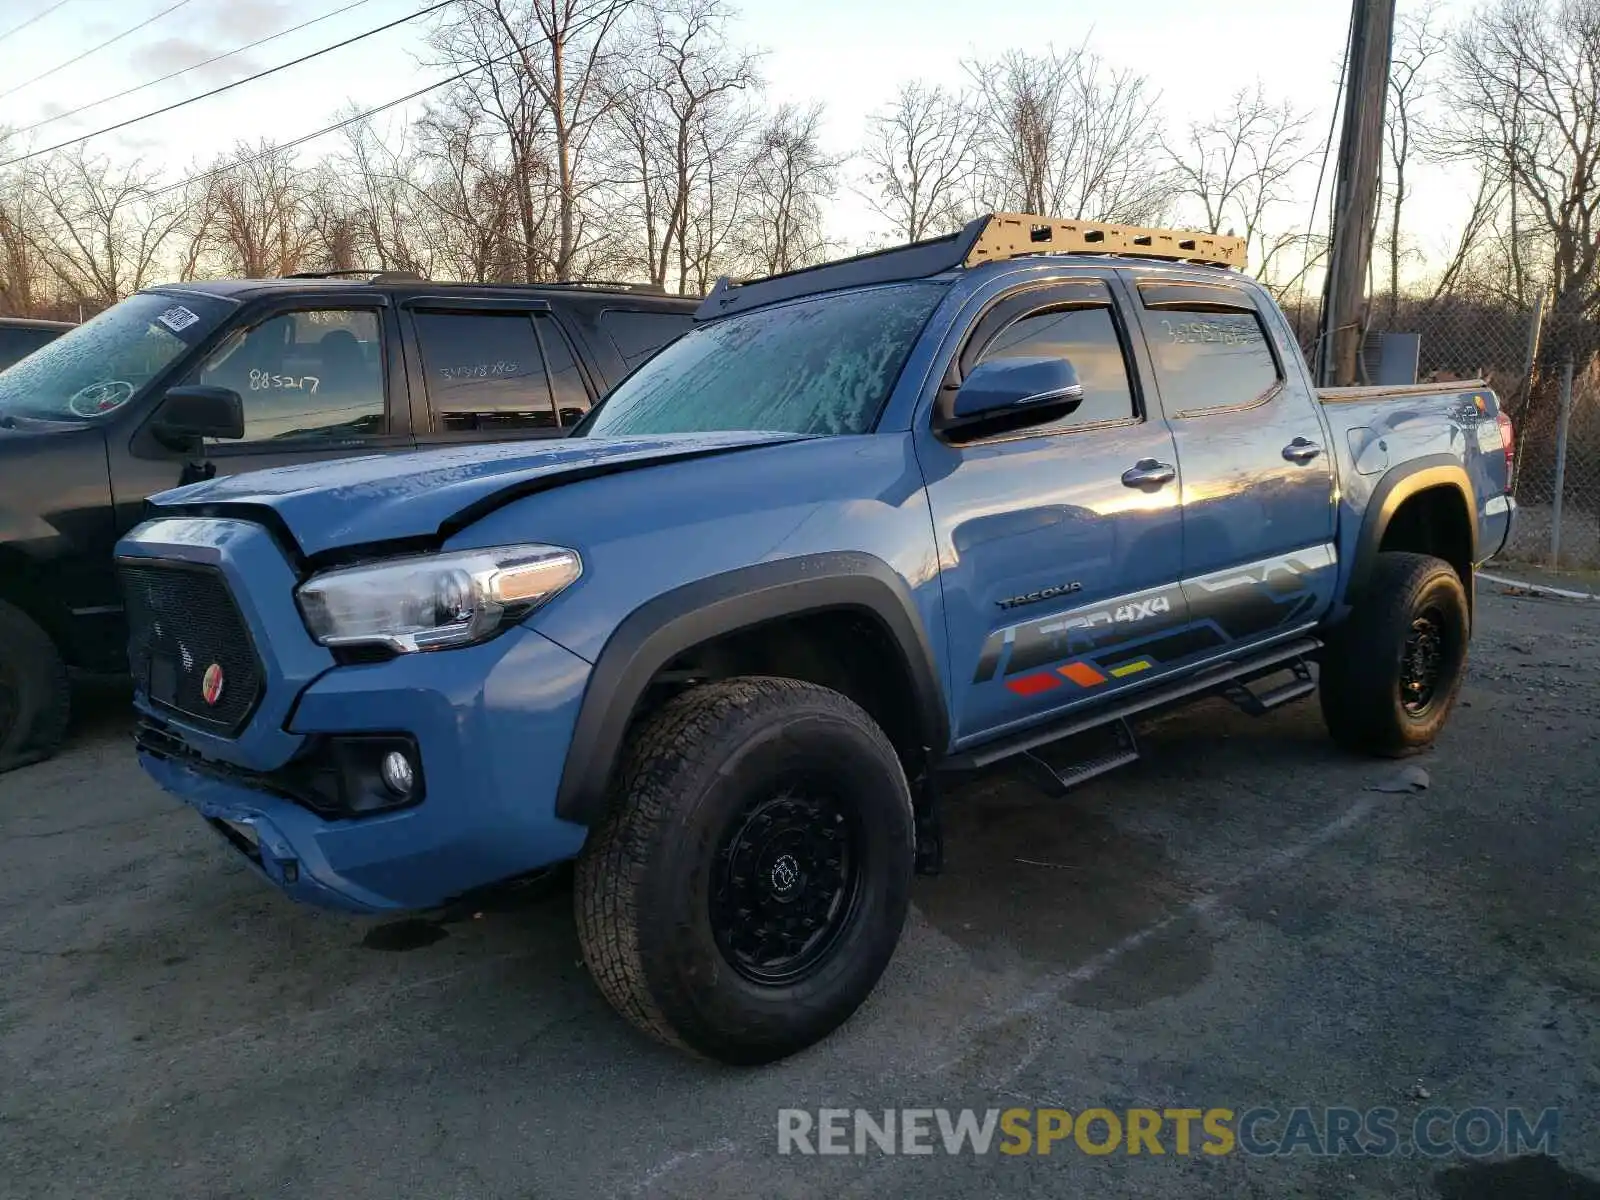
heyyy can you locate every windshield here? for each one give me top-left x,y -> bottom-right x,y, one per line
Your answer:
583,282 -> 947,437
0,292 -> 230,421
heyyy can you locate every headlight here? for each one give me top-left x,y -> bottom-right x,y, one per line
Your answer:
296,544 -> 581,653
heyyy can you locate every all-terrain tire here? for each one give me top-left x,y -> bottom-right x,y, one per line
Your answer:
1319,551 -> 1469,757
0,598 -> 71,774
575,676 -> 915,1065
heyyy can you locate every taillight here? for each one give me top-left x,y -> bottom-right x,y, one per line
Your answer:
1496,409 -> 1515,491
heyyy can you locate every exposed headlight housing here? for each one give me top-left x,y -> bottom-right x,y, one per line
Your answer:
296,544 -> 581,653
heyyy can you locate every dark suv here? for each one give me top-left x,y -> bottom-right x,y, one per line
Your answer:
0,317 -> 74,372
0,272 -> 695,769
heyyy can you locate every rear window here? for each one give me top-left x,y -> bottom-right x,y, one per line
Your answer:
599,309 -> 693,369
1135,285 -> 1280,415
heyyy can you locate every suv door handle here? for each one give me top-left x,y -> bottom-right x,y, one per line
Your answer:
1282,437 -> 1323,463
1121,459 -> 1176,488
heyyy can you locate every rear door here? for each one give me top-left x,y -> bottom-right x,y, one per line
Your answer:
1124,273 -> 1337,647
403,301 -> 596,444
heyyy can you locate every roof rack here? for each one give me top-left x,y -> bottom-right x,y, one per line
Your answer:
534,279 -> 670,295
282,268 -> 427,283
696,212 -> 1247,320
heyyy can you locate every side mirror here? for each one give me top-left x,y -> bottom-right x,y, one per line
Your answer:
150,385 -> 244,447
937,356 -> 1084,437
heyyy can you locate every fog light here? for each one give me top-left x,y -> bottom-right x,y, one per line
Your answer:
380,750 -> 415,797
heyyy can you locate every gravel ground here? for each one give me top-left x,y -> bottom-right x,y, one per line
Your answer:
1,584 -> 1597,1199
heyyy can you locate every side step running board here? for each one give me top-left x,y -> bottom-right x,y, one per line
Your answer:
1017,718 -> 1139,796
945,635 -> 1323,772
1223,658 -> 1317,717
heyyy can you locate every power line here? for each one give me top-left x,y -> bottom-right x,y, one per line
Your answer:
0,0 -> 72,48
13,0 -> 374,138
0,0 -> 195,103
0,1 -> 455,170
136,58 -> 501,202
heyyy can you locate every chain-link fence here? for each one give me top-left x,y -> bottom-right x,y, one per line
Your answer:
1289,295 -> 1599,568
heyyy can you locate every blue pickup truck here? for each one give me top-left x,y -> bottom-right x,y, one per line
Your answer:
119,214 -> 1515,1063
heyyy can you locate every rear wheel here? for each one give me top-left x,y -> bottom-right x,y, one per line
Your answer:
0,599 -> 71,773
575,676 -> 914,1064
1320,551 -> 1469,757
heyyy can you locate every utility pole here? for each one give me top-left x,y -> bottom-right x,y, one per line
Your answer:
1318,0 -> 1396,386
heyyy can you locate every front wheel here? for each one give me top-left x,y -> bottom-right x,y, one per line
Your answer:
575,677 -> 914,1064
1319,551 -> 1470,757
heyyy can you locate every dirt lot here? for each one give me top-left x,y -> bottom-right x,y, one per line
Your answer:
2,584 -> 1597,1199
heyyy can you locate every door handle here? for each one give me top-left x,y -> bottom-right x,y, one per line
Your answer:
1121,459 -> 1176,488
1282,437 -> 1323,463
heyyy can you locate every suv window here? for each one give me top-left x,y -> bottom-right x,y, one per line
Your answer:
0,325 -> 65,372
976,305 -> 1136,429
413,310 -> 556,432
1136,296 -> 1280,415
535,313 -> 590,426
192,308 -> 386,443
599,309 -> 693,369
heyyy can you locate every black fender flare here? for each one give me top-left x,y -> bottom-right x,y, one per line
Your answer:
1344,455 -> 1478,605
553,551 -> 949,826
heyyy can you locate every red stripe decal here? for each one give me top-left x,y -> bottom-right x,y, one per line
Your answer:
1006,672 -> 1062,697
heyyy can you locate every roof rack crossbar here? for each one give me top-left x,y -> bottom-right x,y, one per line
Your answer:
694,212 -> 1247,320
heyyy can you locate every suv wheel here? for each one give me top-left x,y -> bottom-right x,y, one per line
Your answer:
1319,551 -> 1469,757
575,676 -> 914,1064
0,599 -> 71,773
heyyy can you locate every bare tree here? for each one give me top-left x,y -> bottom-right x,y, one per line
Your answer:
1445,0 -> 1600,333
431,0 -> 636,281
740,102 -> 837,275
194,142 -> 315,278
965,45 -> 1175,224
603,0 -> 759,290
1380,2 -> 1449,319
23,148 -> 187,304
1163,82 -> 1315,282
858,81 -> 978,242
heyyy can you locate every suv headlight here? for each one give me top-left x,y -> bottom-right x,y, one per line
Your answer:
296,544 -> 581,653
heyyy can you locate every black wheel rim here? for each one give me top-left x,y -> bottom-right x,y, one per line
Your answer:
1401,606 -> 1446,714
710,787 -> 863,985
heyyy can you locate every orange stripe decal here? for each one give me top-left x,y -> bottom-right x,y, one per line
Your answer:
1059,661 -> 1107,687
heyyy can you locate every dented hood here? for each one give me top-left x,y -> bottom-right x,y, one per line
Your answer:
148,431 -> 805,556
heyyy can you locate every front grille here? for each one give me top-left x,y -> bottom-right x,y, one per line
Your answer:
121,563 -> 263,735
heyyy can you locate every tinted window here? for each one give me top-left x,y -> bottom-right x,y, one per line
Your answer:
976,306 -> 1135,428
1137,305 -> 1279,414
192,309 -> 386,443
584,282 -> 945,437
0,326 -> 66,372
0,292 -> 228,422
599,309 -> 693,369
413,311 -> 555,432
535,313 -> 590,426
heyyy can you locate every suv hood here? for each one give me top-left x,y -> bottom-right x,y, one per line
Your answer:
150,432 -> 806,557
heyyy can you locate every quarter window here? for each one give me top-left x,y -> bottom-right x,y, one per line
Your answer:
599,309 -> 694,370
191,309 -> 385,443
1136,296 -> 1280,415
975,305 -> 1136,430
412,311 -> 556,432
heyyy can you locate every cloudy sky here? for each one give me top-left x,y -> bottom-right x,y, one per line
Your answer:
0,0 -> 1480,269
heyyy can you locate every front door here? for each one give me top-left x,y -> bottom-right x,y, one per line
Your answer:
1124,275 -> 1338,648
915,278 -> 1187,745
110,304 -> 416,536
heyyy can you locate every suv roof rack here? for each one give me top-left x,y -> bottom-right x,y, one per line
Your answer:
534,279 -> 670,294
282,268 -> 427,283
696,212 -> 1247,320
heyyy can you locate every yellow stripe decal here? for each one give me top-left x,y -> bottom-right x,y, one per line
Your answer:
1109,660 -> 1153,678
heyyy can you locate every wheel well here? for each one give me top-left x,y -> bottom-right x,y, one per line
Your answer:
636,608 -> 929,775
1378,485 -> 1474,592
0,546 -> 71,654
